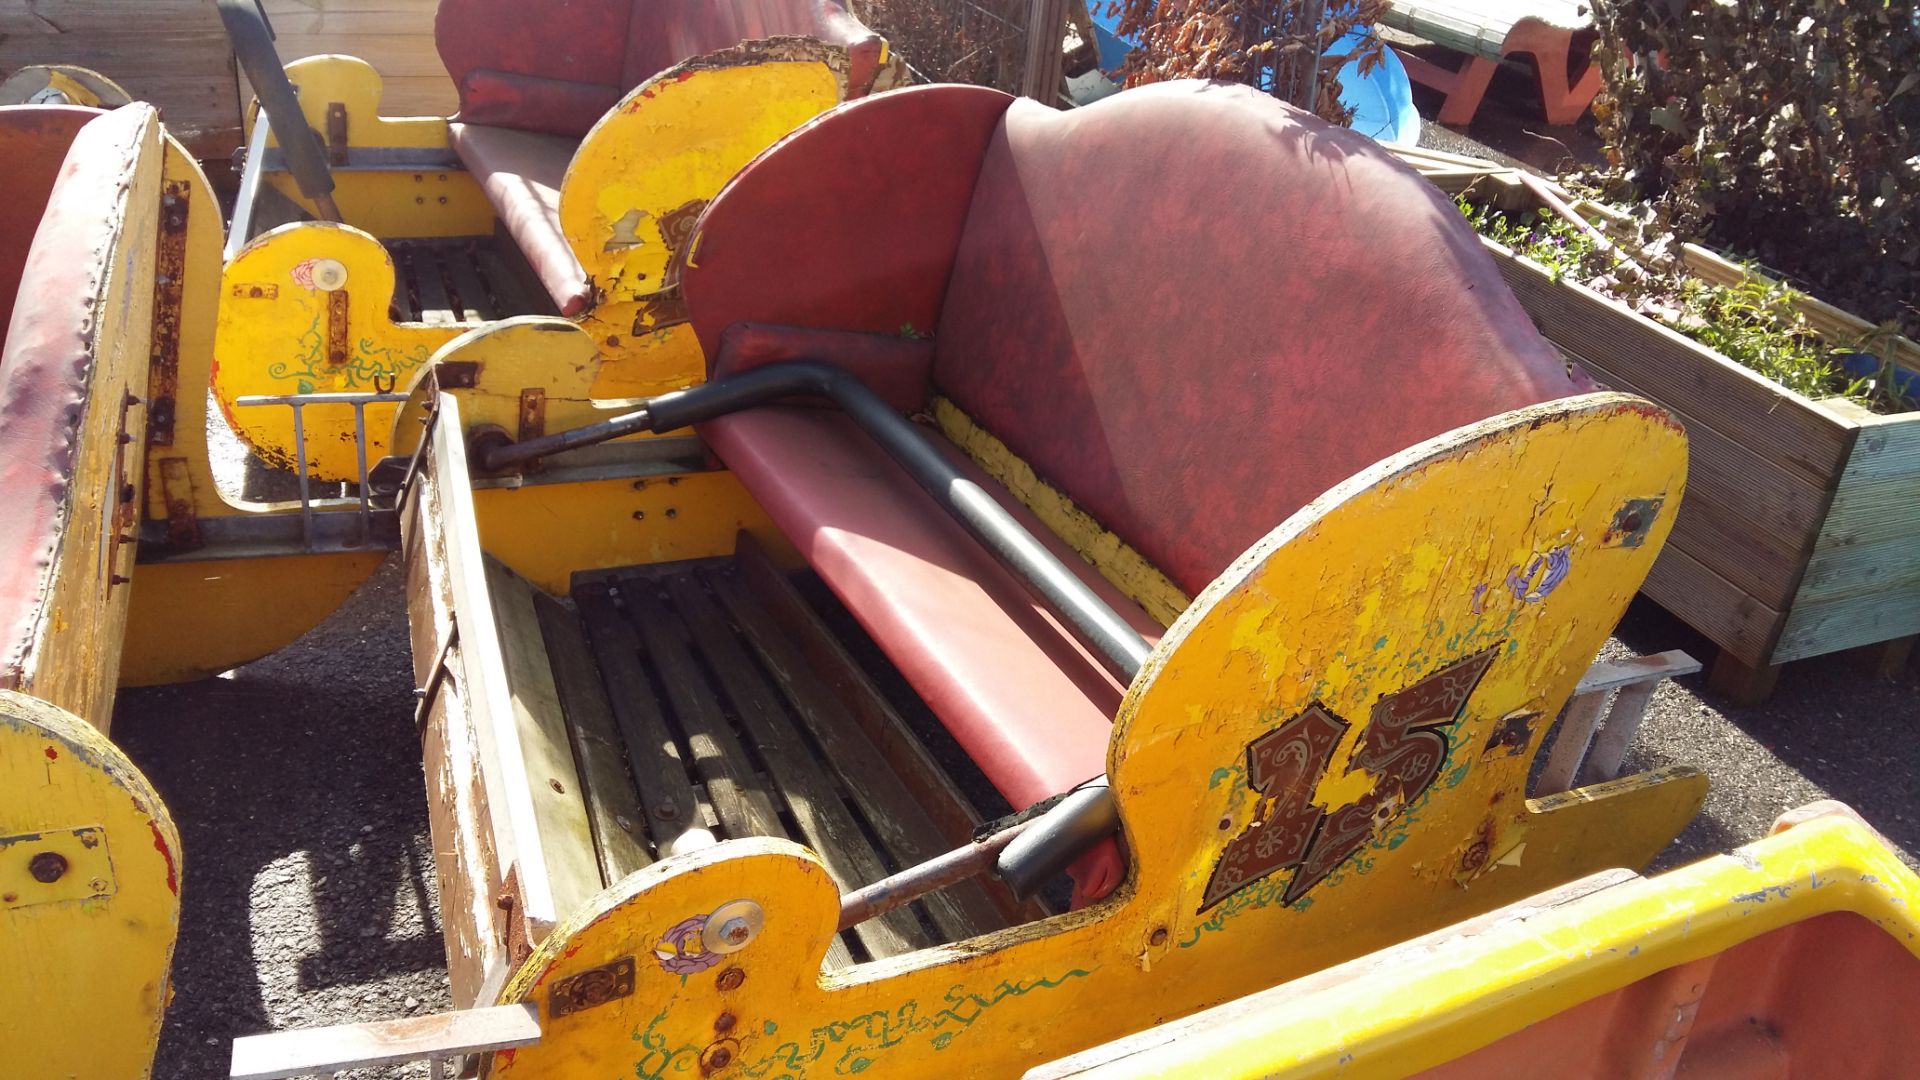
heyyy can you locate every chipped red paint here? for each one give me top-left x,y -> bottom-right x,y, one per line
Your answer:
44,745 -> 57,761
496,1048 -> 518,1067
144,813 -> 179,896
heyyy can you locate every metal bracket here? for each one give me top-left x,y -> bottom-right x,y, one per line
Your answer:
548,956 -> 636,1019
325,101 -> 349,166
0,826 -> 115,908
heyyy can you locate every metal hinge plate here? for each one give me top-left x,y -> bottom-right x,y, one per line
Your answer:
1,825 -> 116,909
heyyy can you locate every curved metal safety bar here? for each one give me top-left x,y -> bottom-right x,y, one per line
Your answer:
480,360 -> 1144,899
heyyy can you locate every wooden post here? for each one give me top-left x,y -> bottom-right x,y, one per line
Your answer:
1022,0 -> 1071,103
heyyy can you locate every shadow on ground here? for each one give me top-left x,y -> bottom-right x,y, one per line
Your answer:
114,558 -> 450,1080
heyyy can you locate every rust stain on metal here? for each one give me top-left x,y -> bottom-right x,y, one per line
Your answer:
1481,710 -> 1539,760
1603,496 -> 1664,548
326,288 -> 351,367
146,181 -> 189,446
630,288 -> 690,335
548,955 -> 636,1019
325,101 -> 349,166
158,458 -> 203,552
699,1037 -> 741,1075
435,360 -> 479,389
517,388 -> 546,443
656,198 -> 708,255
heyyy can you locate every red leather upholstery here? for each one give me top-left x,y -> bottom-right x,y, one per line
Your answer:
437,0 -> 885,137
701,406 -> 1153,902
1,106 -> 153,680
932,82 -> 1592,596
713,323 -> 935,414
0,106 -> 98,355
682,80 -> 1590,903
685,85 -> 1014,361
446,123 -> 591,315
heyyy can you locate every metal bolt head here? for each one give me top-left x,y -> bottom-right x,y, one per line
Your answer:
702,900 -> 764,955
1148,927 -> 1168,947
89,878 -> 109,893
715,967 -> 745,991
29,852 -> 68,883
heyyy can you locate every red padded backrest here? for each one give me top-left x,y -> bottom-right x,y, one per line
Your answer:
931,82 -> 1592,596
0,106 -> 99,356
0,105 -> 154,680
437,0 -> 881,136
684,85 -> 1015,360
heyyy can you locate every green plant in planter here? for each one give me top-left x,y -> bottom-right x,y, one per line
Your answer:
1459,198 -> 1914,414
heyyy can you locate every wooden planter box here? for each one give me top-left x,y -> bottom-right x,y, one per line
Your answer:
1488,246 -> 1920,696
1386,150 -> 1920,697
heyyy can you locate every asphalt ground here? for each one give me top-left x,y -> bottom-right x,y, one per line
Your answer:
108,77 -> 1916,1080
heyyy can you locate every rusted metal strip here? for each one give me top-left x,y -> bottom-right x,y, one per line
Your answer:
145,180 -> 189,446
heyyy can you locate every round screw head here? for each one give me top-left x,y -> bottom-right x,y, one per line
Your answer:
720,918 -> 750,945
716,967 -> 745,991
28,852 -> 67,883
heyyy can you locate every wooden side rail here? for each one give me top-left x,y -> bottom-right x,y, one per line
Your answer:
229,1003 -> 540,1079
1538,649 -> 1700,794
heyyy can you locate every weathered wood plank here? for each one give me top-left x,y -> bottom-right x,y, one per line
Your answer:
732,534 -> 985,845
0,28 -> 240,157
1639,542 -> 1783,667
532,591 -> 651,886
615,579 -> 789,844
569,584 -> 702,846
705,566 -> 1010,943
659,572 -> 933,959
1776,407 -> 1920,660
230,1002 -> 540,1080
1490,242 -> 1856,487
484,558 -> 602,924
733,533 -> 1040,924
403,457 -> 509,1007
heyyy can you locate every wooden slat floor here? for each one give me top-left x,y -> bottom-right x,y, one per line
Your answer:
544,555 -> 1023,967
385,232 -> 556,325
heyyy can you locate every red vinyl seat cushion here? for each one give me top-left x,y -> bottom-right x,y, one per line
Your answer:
446,122 -> 591,316
700,405 -> 1157,901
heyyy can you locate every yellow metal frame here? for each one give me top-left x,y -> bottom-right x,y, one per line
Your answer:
118,134 -> 385,688
1042,807 -> 1920,1078
217,43 -> 883,481
0,690 -> 180,1080
478,394 -> 1709,1079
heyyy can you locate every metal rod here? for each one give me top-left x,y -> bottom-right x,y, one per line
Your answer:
838,818 -> 1037,931
487,361 -> 1145,899
353,400 -> 371,546
644,364 -> 1153,682
480,407 -> 653,472
291,401 -> 313,550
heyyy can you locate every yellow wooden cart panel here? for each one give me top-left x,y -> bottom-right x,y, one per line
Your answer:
485,393 -> 1708,1078
0,691 -> 180,1080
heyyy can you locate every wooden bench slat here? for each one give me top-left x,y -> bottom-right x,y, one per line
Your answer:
531,591 -> 652,885
615,578 -> 791,846
483,558 -> 603,923
659,571 -> 934,960
733,533 -> 1042,924
707,565 -> 1011,943
570,584 -> 703,848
